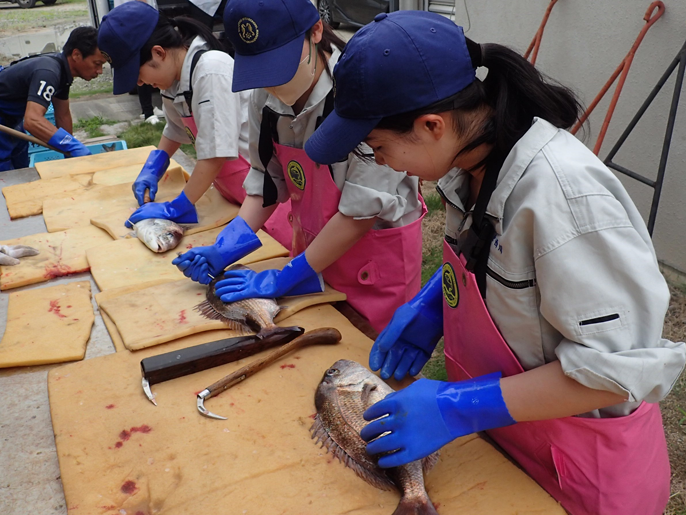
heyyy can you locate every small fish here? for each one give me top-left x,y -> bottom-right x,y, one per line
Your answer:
133,219 -> 185,253
0,244 -> 39,266
195,265 -> 300,338
311,359 -> 439,515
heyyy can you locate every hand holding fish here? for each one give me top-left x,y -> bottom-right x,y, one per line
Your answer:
172,216 -> 262,284
125,191 -> 198,228
369,268 -> 444,381
214,253 -> 324,303
133,149 -> 170,205
361,373 -> 516,468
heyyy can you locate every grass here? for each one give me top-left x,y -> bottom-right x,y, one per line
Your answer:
418,185 -> 448,382
74,116 -> 116,138
0,7 -> 88,36
117,121 -> 196,159
69,83 -> 114,99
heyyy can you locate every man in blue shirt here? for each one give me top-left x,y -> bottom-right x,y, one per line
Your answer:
0,26 -> 107,171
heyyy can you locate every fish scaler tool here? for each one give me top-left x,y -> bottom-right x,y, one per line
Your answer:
197,327 -> 342,420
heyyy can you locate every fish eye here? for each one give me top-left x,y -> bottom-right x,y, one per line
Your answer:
326,368 -> 339,376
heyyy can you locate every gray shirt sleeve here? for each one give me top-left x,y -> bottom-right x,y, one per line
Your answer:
538,225 -> 686,403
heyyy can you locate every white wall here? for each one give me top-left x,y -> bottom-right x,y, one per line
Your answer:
448,0 -> 686,274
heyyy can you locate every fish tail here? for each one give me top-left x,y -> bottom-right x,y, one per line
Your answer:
256,325 -> 302,340
392,496 -> 440,515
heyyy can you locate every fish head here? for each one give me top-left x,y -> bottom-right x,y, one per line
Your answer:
156,225 -> 185,252
320,359 -> 372,389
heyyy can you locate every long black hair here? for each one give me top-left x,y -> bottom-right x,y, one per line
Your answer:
375,40 -> 584,176
306,22 -> 347,79
140,14 -> 224,65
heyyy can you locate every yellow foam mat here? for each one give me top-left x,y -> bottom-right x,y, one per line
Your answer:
0,281 -> 94,368
35,146 -> 158,179
98,258 -> 347,350
42,166 -> 187,233
95,280 -> 180,352
86,227 -> 289,292
48,305 -> 564,515
91,184 -> 240,240
0,226 -> 112,290
2,174 -> 93,219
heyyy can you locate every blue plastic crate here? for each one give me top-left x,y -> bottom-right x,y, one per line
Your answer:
27,104 -> 56,155
29,139 -> 128,167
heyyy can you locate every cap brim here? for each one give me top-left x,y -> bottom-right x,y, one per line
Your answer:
232,36 -> 304,92
305,110 -> 381,165
112,55 -> 140,95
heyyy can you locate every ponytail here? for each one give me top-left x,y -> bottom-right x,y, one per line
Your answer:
375,41 -> 583,177
140,14 -> 224,65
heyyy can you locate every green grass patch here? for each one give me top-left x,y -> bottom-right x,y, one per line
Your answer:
421,339 -> 447,381
424,191 -> 445,214
117,121 -> 196,159
421,243 -> 442,286
69,83 -> 114,99
74,116 -> 116,138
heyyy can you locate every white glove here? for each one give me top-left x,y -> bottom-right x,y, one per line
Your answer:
0,245 -> 39,266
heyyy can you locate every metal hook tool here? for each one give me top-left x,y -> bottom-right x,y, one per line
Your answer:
197,327 -> 342,420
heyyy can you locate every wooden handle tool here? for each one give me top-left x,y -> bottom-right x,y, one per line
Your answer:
0,122 -> 69,155
197,327 -> 342,419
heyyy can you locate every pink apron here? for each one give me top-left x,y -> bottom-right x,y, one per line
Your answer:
275,142 -> 425,333
181,116 -> 293,251
441,239 -> 670,515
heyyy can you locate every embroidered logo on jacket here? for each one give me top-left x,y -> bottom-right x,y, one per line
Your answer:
442,262 -> 459,309
238,18 -> 259,44
287,160 -> 306,190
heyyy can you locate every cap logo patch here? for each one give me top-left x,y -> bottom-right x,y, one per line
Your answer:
287,160 -> 306,190
101,50 -> 113,64
238,18 -> 259,44
442,262 -> 459,308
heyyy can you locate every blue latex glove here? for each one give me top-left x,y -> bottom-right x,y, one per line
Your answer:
125,191 -> 198,228
132,149 -> 170,206
214,252 -> 324,303
369,267 -> 444,381
48,128 -> 91,157
171,216 -> 262,285
361,373 -> 516,468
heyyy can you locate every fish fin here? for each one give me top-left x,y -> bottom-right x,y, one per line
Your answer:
391,497 -> 440,515
421,452 -> 440,476
194,300 -> 252,333
309,415 -> 396,492
360,382 -> 378,406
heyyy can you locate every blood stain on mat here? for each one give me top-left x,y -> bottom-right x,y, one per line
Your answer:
48,300 -> 67,318
186,244 -> 193,249
280,364 -> 295,369
120,480 -> 138,494
105,404 -> 116,409
114,425 -> 152,448
178,310 -> 187,324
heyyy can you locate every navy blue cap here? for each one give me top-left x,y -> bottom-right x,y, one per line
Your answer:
98,2 -> 159,95
224,0 -> 320,92
305,11 -> 476,164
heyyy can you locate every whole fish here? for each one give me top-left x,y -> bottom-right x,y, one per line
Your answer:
133,219 -> 185,253
311,359 -> 439,515
195,265 -> 300,339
